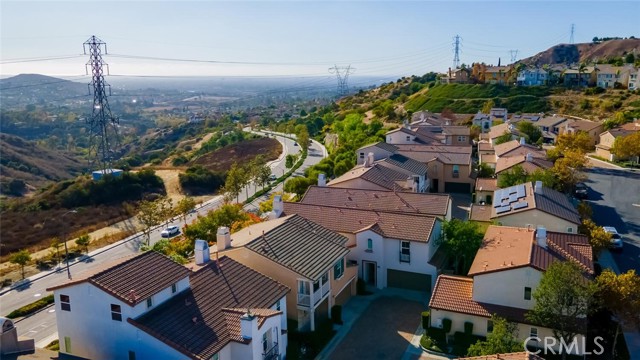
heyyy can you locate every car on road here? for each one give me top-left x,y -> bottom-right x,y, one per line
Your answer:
269,174 -> 277,181
574,183 -> 588,199
161,225 -> 180,238
293,142 -> 298,146
603,226 -> 623,250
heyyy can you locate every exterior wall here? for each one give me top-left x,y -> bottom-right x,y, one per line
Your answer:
328,177 -> 390,191
476,189 -> 494,204
472,267 -> 543,309
429,309 -> 585,355
356,145 -> 393,165
595,146 -> 614,161
560,124 -> 603,147
598,132 -> 616,149
497,209 -> 579,233
53,278 -> 190,360
427,160 -> 473,193
386,131 -> 416,145
446,135 -> 471,146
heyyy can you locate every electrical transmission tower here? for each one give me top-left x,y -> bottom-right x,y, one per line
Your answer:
570,24 -> 575,44
452,35 -> 461,69
509,50 -> 519,63
83,35 -> 119,172
328,65 -> 355,98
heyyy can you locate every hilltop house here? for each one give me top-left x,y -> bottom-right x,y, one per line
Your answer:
517,67 -> 548,86
534,115 -> 569,143
595,120 -> 640,161
559,119 -> 604,147
219,214 -> 355,332
484,66 -> 511,85
46,251 -> 290,360
629,68 -> 639,90
563,67 -> 596,87
334,153 -> 428,193
429,225 -> 592,355
595,64 -> 634,89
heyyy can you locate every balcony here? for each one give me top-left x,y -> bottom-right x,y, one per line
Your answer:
297,293 -> 310,307
263,343 -> 279,360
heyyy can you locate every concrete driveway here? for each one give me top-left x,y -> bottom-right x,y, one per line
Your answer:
329,297 -> 426,360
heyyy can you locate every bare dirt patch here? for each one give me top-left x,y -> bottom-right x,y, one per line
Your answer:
191,137 -> 281,172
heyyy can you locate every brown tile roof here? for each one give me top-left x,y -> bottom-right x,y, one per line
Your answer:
475,178 -> 498,192
493,140 -> 520,156
495,155 -> 553,174
457,352 -> 545,360
378,154 -> 428,175
488,122 -> 514,140
300,186 -> 450,217
620,121 -> 640,132
221,308 -> 282,339
399,150 -> 471,165
328,163 -> 414,191
470,204 -> 492,222
357,141 -> 399,153
467,226 -> 593,276
282,202 -> 437,243
565,119 -> 603,133
442,126 -> 471,136
394,144 -> 472,154
536,115 -> 568,128
478,141 -> 493,151
128,256 -> 289,360
46,251 -> 191,306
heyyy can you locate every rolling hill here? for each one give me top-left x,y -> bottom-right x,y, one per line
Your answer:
520,38 -> 640,66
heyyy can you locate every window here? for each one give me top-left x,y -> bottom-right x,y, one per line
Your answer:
111,304 -> 122,321
487,320 -> 494,333
524,287 -> 532,300
276,300 -> 281,311
530,327 -> 538,338
567,227 -> 574,233
406,135 -> 411,141
60,294 -> 71,311
400,241 -> 411,263
457,136 -> 466,142
211,354 -> 219,360
334,258 -> 344,280
171,283 -> 177,293
263,332 -> 268,352
366,238 -> 373,251
313,280 -> 320,292
322,272 -> 329,285
452,165 -> 460,178
128,351 -> 136,360
359,152 -> 364,159
146,298 -> 153,308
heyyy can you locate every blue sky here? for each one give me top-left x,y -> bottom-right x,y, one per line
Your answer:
1,1 -> 638,79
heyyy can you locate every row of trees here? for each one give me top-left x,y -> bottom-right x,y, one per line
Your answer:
222,155 -> 273,203
138,196 -> 197,245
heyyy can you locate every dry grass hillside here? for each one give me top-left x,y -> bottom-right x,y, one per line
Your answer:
522,39 -> 640,65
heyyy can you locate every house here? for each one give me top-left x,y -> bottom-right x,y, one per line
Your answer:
472,112 -> 492,132
300,185 -> 452,220
411,111 -> 449,127
595,64 -> 634,89
442,67 -> 471,84
491,181 -> 581,233
475,178 -> 498,205
559,119 -> 604,147
534,115 -> 569,143
484,66 -> 511,85
46,251 -> 290,360
563,67 -> 596,87
280,200 -> 442,292
0,318 -> 35,356
477,141 -> 496,166
429,225 -> 593,355
495,154 -> 553,176
219,214 -> 354,332
385,126 -> 425,145
480,138 -> 550,174
488,122 -> 518,145
490,108 -> 508,122
517,67 -> 548,86
595,120 -> 640,161
629,68 -> 639,90
442,126 -> 472,145
356,142 -> 398,165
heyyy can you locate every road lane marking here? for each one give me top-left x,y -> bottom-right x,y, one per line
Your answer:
34,293 -> 41,297
633,204 -> 640,207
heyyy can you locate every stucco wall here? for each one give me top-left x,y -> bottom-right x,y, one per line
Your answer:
356,145 -> 393,165
497,209 -> 579,233
472,267 -> 542,309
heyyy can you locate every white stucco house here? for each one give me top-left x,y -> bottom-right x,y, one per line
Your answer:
47,250 -> 289,360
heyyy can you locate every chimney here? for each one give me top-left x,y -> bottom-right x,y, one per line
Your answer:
272,194 -> 284,218
534,180 -> 543,194
526,153 -> 532,162
403,119 -> 409,129
194,239 -> 210,265
448,67 -> 452,77
536,226 -> 547,248
520,137 -> 526,145
318,173 -> 326,187
240,310 -> 257,340
367,152 -> 375,167
406,177 -> 414,192
216,227 -> 231,252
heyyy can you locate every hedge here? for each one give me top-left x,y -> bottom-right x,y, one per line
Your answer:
421,311 -> 430,330
6,294 -> 54,319
442,318 -> 452,333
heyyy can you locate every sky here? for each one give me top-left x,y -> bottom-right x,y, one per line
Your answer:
1,1 -> 639,82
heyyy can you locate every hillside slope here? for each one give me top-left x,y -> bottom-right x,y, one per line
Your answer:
521,39 -> 640,65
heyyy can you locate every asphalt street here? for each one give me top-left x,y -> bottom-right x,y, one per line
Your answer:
1,129 -> 327,347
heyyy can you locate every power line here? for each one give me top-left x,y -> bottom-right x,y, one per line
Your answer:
0,55 -> 83,64
329,65 -> 355,98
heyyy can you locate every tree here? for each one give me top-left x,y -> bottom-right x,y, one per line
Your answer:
481,99 -> 495,114
157,197 -> 174,227
285,154 -> 297,169
183,203 -> 255,242
175,197 -> 197,223
552,150 -> 587,192
477,163 -> 495,178
49,238 -> 62,267
467,315 -> 522,356
612,132 -> 640,163
439,219 -> 483,275
493,131 -> 512,145
223,163 -> 246,203
595,269 -> 640,359
577,201 -> 593,220
295,125 -> 310,149
516,121 -> 542,144
138,199 -> 163,245
527,169 -> 557,190
75,234 -> 91,254
554,132 -> 593,155
10,249 -> 32,279
497,165 -> 528,188
283,176 -> 314,199
527,261 -> 595,359
255,163 -> 272,191
624,53 -> 635,64
588,225 -> 613,256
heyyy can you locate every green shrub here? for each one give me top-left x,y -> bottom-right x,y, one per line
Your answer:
331,305 -> 343,324
442,318 -> 452,333
421,311 -> 430,330
420,334 -> 444,353
6,294 -> 54,318
464,321 -> 473,335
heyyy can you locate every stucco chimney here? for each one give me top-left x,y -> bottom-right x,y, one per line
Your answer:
367,152 -> 375,167
526,153 -> 532,162
194,239 -> 210,265
240,311 -> 256,340
318,173 -> 326,187
403,119 -> 409,129
536,226 -> 547,248
216,227 -> 231,252
272,194 -> 284,218
534,180 -> 543,194
520,137 -> 526,145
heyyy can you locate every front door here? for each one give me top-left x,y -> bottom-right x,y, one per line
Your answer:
431,179 -> 439,193
363,261 -> 376,287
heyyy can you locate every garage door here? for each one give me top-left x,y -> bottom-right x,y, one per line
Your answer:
444,182 -> 471,193
387,269 -> 431,291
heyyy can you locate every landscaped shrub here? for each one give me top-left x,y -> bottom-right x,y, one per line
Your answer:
464,321 -> 473,335
6,294 -> 54,319
442,318 -> 452,333
420,334 -> 443,353
331,305 -> 343,325
421,311 -> 430,330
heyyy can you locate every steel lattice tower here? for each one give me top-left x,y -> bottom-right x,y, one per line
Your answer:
83,35 -> 119,171
329,65 -> 355,98
509,50 -> 519,63
570,24 -> 575,44
452,35 -> 461,69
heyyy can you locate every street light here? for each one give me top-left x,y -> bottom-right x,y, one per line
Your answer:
43,210 -> 77,280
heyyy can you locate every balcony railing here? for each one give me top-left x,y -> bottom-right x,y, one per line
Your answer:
322,280 -> 330,297
297,293 -> 310,307
263,343 -> 279,360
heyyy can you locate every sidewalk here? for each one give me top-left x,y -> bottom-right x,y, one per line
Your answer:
587,154 -> 625,170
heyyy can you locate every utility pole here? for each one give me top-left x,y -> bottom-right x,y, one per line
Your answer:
509,50 -> 519,63
452,35 -> 461,69
328,65 -> 355,98
570,24 -> 575,44
83,35 -> 120,172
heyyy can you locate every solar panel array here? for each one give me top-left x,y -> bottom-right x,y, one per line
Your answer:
492,183 -> 528,213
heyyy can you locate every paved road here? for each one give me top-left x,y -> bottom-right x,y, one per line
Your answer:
585,166 -> 640,273
2,129 -> 327,346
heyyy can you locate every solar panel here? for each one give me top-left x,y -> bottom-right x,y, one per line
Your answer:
509,187 -> 518,194
496,205 -> 511,214
509,193 -> 518,203
517,184 -> 526,198
512,201 -> 529,210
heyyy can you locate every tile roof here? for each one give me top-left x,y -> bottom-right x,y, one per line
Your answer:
470,204 -> 492,222
357,141 -> 398,153
243,214 -> 350,280
495,155 -> 553,174
467,226 -> 593,276
442,126 -> 471,136
493,140 -> 521,157
536,115 -> 568,128
46,251 -> 190,306
378,154 -> 428,174
478,142 -> 493,151
300,186 -> 450,216
394,144 -> 472,154
398,150 -> 471,165
602,122 -> 640,139
488,122 -> 516,140
282,202 -> 437,243
475,178 -> 498,192
129,256 -> 289,360
564,119 -> 603,133
328,163 -> 414,191
457,352 -> 545,360
491,182 -> 580,225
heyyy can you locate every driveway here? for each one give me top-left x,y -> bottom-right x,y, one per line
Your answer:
449,193 -> 472,220
329,297 -> 426,360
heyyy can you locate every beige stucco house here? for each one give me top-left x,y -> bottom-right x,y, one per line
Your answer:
559,119 -> 604,148
595,121 -> 640,161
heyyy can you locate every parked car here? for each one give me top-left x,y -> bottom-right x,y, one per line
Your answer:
293,142 -> 298,146
269,174 -> 277,181
574,183 -> 588,199
161,225 -> 180,238
603,226 -> 623,250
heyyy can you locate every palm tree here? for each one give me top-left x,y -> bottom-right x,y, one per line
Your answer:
578,62 -> 587,87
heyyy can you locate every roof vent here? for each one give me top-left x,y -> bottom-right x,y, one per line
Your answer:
129,290 -> 138,303
192,317 -> 198,324
185,298 -> 192,306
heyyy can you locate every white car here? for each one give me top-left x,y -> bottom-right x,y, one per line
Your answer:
603,226 -> 623,249
161,225 -> 180,238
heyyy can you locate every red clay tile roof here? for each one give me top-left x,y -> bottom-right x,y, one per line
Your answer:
282,202 -> 437,243
457,352 -> 545,360
495,155 -> 552,174
46,251 -> 191,306
128,256 -> 289,360
328,163 -> 414,191
493,140 -> 521,157
222,308 -> 283,340
300,186 -> 450,217
478,142 -> 493,151
470,204 -> 492,222
565,120 -> 603,132
475,178 -> 498,192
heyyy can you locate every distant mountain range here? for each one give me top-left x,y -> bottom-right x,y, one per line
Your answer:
520,38 -> 640,66
0,73 -> 88,95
